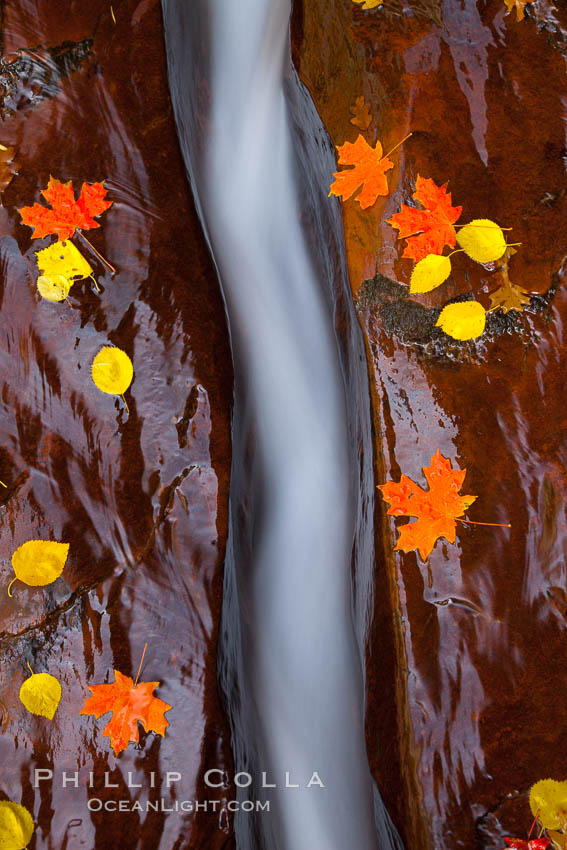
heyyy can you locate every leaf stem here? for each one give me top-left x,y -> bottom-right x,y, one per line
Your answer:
456,518 -> 511,528
447,248 -> 466,258
27,661 -> 34,676
382,132 -> 412,160
7,577 -> 17,597
89,274 -> 101,293
76,231 -> 116,274
528,808 -> 540,840
454,223 -> 513,231
121,394 -> 129,414
134,643 -> 149,688
0,480 -> 7,488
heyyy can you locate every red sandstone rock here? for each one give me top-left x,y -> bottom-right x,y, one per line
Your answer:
0,2 -> 235,847
295,1 -> 567,846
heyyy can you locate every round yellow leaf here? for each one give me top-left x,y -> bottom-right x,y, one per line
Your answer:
37,275 -> 71,302
91,347 -> 133,396
20,672 -> 62,720
0,801 -> 34,850
456,219 -> 507,263
11,540 -> 69,588
410,254 -> 452,294
529,779 -> 567,830
436,301 -> 486,341
36,241 -> 92,281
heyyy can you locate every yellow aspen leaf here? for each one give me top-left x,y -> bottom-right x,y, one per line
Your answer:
436,301 -> 486,340
0,801 -> 34,850
9,540 -> 69,596
529,779 -> 567,830
91,346 -> 133,396
37,274 -> 71,302
410,254 -> 452,294
20,670 -> 62,720
36,240 -> 92,281
353,0 -> 383,8
456,219 -> 507,264
349,96 -> 372,131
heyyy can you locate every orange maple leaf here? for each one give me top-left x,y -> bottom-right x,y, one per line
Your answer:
329,135 -> 394,209
388,176 -> 462,262
19,177 -> 112,241
504,0 -> 533,21
378,450 -> 477,560
80,669 -> 172,755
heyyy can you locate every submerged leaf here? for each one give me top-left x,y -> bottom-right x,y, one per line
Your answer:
529,779 -> 567,831
436,301 -> 486,340
20,671 -> 62,720
503,839 -> 551,849
456,219 -> 507,264
353,0 -> 383,7
329,135 -> 393,209
37,274 -> 71,302
378,450 -> 477,561
388,176 -> 462,262
410,254 -> 452,294
0,144 -> 18,194
489,279 -> 531,313
0,801 -> 34,850
11,540 -> 69,593
36,240 -> 92,281
488,252 -> 531,313
80,669 -> 172,755
91,347 -> 133,396
349,96 -> 372,130
546,831 -> 565,850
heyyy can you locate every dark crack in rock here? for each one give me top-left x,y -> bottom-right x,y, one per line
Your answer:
356,269 -> 561,363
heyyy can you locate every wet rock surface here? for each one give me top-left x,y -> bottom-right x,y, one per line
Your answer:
294,1 -> 567,847
0,1 -> 235,848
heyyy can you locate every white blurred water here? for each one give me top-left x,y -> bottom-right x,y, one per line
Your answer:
204,2 -> 379,847
161,0 -> 400,847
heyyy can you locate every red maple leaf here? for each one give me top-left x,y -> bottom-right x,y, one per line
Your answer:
79,669 -> 172,755
503,838 -> 551,849
378,450 -> 477,560
387,175 -> 462,261
18,177 -> 112,241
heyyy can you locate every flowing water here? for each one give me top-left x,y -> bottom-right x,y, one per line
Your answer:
161,1 -> 402,848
